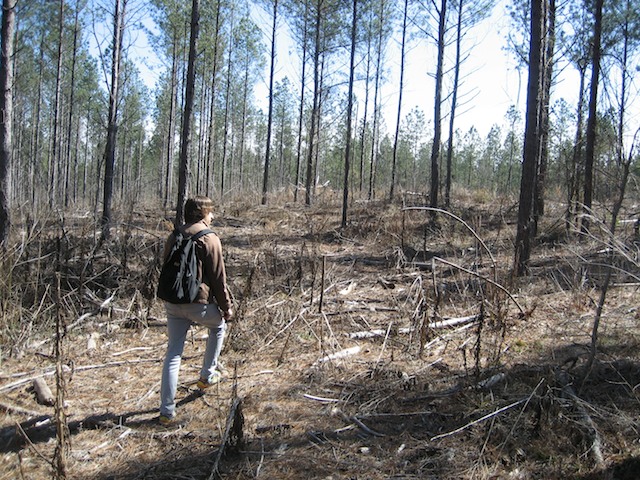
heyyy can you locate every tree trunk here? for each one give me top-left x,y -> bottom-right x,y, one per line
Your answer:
64,5 -> 80,208
341,0 -> 357,227
262,0 -> 278,205
358,23 -> 372,196
175,0 -> 200,226
429,0 -> 447,215
533,0 -> 555,227
205,0 -> 222,199
220,9 -> 234,199
305,1 -> 322,206
0,0 -> 16,247
293,2 -> 308,203
50,0 -> 65,209
101,0 -> 126,241
163,39 -> 177,209
368,0 -> 385,201
581,0 -> 603,235
239,59 -> 249,190
566,62 -> 586,233
445,0 -> 463,208
514,0 -> 544,277
615,0 -> 630,169
389,0 -> 408,203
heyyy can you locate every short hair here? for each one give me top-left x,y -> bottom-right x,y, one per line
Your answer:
184,196 -> 214,223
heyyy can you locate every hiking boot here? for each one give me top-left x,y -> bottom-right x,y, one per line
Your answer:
158,414 -> 185,427
197,371 -> 222,390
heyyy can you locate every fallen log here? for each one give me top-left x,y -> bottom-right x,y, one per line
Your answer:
32,378 -> 54,406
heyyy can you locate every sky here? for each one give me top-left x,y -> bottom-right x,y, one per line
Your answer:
130,0 -> 589,141
248,0 -> 581,140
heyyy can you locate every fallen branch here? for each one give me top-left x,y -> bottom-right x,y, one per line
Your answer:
312,346 -> 361,367
30,293 -> 117,349
402,206 -> 497,273
15,421 -> 53,466
0,401 -> 47,417
433,257 -> 525,315
334,408 -> 385,437
556,370 -> 605,468
0,359 -> 160,394
302,393 -> 340,403
208,397 -> 244,480
348,314 -> 479,339
431,398 -> 527,441
111,347 -> 155,357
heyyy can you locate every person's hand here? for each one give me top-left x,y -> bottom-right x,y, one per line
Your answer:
223,308 -> 234,321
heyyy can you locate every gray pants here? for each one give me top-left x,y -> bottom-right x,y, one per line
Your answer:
160,302 -> 226,418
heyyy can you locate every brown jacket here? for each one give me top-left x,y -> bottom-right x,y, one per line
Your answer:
162,220 -> 232,313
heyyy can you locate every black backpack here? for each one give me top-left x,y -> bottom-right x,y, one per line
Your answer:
157,228 -> 213,304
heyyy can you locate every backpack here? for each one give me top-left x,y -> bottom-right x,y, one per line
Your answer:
157,228 -> 213,304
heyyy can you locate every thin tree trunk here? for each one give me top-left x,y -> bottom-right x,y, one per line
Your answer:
0,0 -> 16,246
233,55 -> 248,191
534,0 -> 555,228
262,0 -> 278,205
390,0 -> 408,203
305,2 -> 322,206
429,0 -> 447,216
175,0 -> 200,226
50,0 -> 65,209
220,9 -> 234,199
196,72 -> 206,194
368,0 -> 385,201
205,0 -> 222,199
30,33 -> 45,207
514,0 -> 544,276
445,0 -> 463,208
164,31 -> 178,209
358,14 -> 372,195
566,62 -> 586,233
615,0 -> 630,169
64,5 -> 80,208
101,0 -> 126,240
341,0 -> 357,228
581,0 -> 603,235
293,2 -> 308,203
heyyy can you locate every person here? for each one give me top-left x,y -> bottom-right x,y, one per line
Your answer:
158,195 -> 234,425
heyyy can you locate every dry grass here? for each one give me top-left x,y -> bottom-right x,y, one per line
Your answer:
0,196 -> 639,479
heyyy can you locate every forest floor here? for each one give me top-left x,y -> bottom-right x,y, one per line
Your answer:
0,194 -> 639,480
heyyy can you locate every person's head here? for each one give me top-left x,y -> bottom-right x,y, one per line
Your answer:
184,196 -> 214,223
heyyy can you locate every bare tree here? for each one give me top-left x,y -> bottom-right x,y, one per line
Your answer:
64,3 -> 81,208
0,0 -> 16,247
444,0 -> 494,207
101,0 -> 126,240
49,0 -> 65,209
514,0 -> 545,276
533,0 -> 555,226
204,0 -> 222,199
292,1 -> 308,203
262,0 -> 278,205
305,0 -> 322,206
429,0 -> 447,216
367,0 -> 387,201
581,0 -> 604,235
175,0 -> 200,225
389,0 -> 408,203
342,0 -> 357,227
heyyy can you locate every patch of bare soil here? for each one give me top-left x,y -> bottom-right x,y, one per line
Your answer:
1,198 -> 639,479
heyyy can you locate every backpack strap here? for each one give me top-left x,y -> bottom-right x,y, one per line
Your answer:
189,228 -> 214,241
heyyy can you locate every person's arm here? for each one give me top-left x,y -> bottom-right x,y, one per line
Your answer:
203,234 -> 232,317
